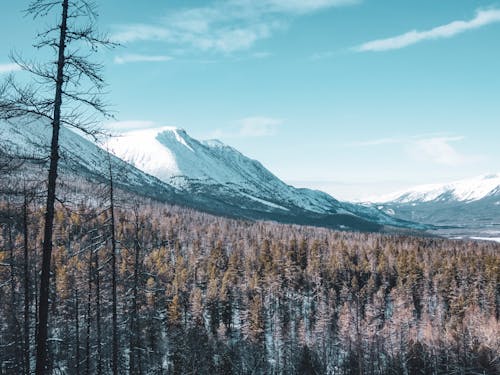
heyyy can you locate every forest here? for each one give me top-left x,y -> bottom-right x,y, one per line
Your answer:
0,1 -> 499,374
0,183 -> 499,374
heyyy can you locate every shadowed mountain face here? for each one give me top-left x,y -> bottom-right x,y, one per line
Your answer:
1,121 -> 423,232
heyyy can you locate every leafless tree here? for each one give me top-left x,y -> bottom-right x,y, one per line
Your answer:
0,1 -> 115,373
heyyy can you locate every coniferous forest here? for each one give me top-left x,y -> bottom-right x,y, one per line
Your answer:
1,1 -> 500,374
0,189 -> 499,374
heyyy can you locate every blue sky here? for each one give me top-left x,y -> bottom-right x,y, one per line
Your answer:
1,0 -> 500,200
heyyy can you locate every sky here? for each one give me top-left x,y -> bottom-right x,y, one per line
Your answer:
1,0 -> 500,200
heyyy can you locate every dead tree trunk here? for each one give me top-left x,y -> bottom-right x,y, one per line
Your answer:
74,287 -> 80,375
94,248 -> 102,375
23,190 -> 31,375
108,154 -> 119,375
85,249 -> 93,375
35,0 -> 68,372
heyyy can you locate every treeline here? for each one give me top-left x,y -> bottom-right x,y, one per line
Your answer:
0,196 -> 499,374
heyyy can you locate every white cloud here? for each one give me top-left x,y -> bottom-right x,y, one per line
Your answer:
114,54 -> 172,64
186,23 -> 278,53
111,25 -> 171,44
353,134 -> 482,166
408,136 -> 471,166
103,120 -> 161,133
355,8 -> 500,52
256,0 -> 359,14
0,63 -> 21,74
213,116 -> 283,138
112,0 -> 357,53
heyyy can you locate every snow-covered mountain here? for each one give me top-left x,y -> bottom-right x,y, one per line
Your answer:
366,174 -> 500,239
0,120 -> 179,201
106,127 -> 341,214
1,121 -> 421,232
105,126 -> 423,230
370,174 -> 500,204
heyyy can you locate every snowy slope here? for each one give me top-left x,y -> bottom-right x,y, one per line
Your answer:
106,127 -> 344,215
0,120 -> 178,199
368,174 -> 500,204
106,127 -> 427,230
1,121 -> 420,232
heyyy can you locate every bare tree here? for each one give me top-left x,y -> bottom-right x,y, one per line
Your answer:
0,1 -> 114,373
106,151 -> 119,375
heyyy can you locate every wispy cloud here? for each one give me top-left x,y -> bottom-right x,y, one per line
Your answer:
355,8 -> 500,52
213,116 -> 283,138
112,22 -> 278,54
0,63 -> 21,74
352,134 -> 482,166
111,25 -> 171,44
239,116 -> 282,136
103,120 -> 162,133
112,0 -> 358,53
257,0 -> 359,14
408,136 -> 478,166
114,54 -> 172,64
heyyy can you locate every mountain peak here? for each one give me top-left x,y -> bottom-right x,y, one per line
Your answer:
156,126 -> 187,135
156,127 -> 193,152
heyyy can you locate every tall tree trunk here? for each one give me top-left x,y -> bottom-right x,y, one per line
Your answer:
35,0 -> 69,373
85,250 -> 93,375
95,249 -> 102,375
108,155 -> 119,375
74,287 -> 80,375
23,191 -> 30,375
129,212 -> 142,374
8,200 -> 21,374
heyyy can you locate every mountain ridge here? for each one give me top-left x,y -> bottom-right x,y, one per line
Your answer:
1,121 -> 423,233
367,173 -> 500,204
106,126 -> 425,229
365,173 -> 500,239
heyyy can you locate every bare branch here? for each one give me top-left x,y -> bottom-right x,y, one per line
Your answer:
10,52 -> 57,84
25,0 -> 60,19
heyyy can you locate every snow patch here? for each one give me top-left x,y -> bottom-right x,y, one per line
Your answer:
470,237 -> 500,243
240,192 -> 290,211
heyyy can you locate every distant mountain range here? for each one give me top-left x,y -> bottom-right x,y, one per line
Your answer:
366,174 -> 500,240
1,121 -> 421,233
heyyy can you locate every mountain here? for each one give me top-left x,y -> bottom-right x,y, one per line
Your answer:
0,121 -> 422,232
367,174 -> 500,239
370,174 -> 500,204
0,120 -> 180,202
105,126 -> 423,231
